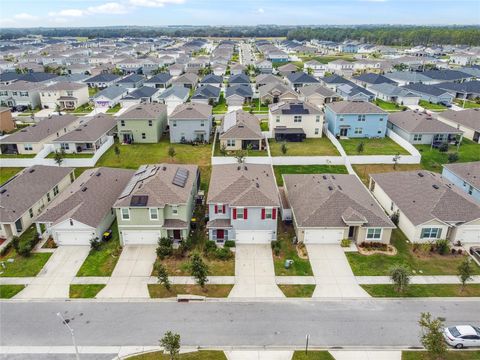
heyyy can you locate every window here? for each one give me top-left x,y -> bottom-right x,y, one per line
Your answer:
265,208 -> 273,219
315,128 -> 319,135
358,115 -> 366,122
293,115 -> 302,123
413,134 -> 422,141
276,116 -> 280,123
236,207 -> 244,219
316,115 -> 321,123
227,139 -> 235,147
366,228 -> 382,240
70,219 -> 74,226
379,117 -> 383,122
149,208 -> 159,220
172,121 -> 177,127
339,117 -> 344,122
121,208 -> 130,220
120,120 -> 125,127
200,120 -> 205,127
29,208 -> 34,218
24,144 -> 33,151
53,185 -> 59,196
172,206 -> 178,215
420,227 -> 442,239
66,91 -> 74,97
148,120 -> 153,127
141,133 -> 146,139
354,127 -> 363,135
434,134 -> 445,142
46,192 -> 51,202
61,143 -> 70,150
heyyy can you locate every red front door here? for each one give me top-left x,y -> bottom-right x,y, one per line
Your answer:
216,229 -> 224,240
173,230 -> 181,240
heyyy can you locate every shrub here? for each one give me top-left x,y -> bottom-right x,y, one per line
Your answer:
447,152 -> 459,163
215,247 -> 233,261
156,237 -> 173,260
14,232 -> 40,257
340,239 -> 351,248
204,240 -> 217,256
271,240 -> 281,256
89,237 -> 101,251
390,265 -> 411,293
451,248 -> 457,255
412,243 -> 421,252
435,239 -> 450,255
224,240 -> 236,248
438,143 -> 448,152
390,212 -> 399,226
359,242 -> 388,251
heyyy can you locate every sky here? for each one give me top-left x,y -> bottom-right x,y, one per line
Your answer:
0,0 -> 479,28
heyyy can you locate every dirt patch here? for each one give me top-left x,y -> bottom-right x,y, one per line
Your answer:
296,243 -> 308,259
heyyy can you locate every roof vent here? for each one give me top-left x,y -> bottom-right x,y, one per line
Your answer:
322,175 -> 327,180
338,185 -> 343,190
29,169 -> 35,173
237,166 -> 241,170
328,186 -> 334,191
96,172 -> 101,177
256,182 -> 259,188
0,189 -> 6,194
418,172 -> 424,177
162,166 -> 167,171
432,184 -> 439,190
244,166 -> 248,171
81,187 -> 88,192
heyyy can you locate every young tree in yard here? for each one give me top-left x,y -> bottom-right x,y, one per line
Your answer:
156,263 -> 171,291
389,266 -> 410,293
53,149 -> 66,166
392,154 -> 401,170
356,141 -> 365,154
246,143 -> 253,156
281,142 -> 288,155
219,143 -> 227,156
418,312 -> 447,359
235,150 -> 246,164
190,253 -> 209,287
55,104 -> 62,115
114,145 -> 120,160
159,331 -> 181,360
457,257 -> 473,292
168,146 -> 176,162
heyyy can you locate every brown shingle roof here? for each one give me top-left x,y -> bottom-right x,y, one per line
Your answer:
326,100 -> 387,114
170,103 -> 212,120
54,113 -> 116,142
443,162 -> 480,190
388,111 -> 461,134
439,109 -> 480,132
117,103 -> 167,120
219,110 -> 262,140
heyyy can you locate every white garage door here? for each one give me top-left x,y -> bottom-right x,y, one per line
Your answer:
236,230 -> 272,244
56,231 -> 93,246
304,229 -> 344,244
456,228 -> 480,243
122,230 -> 160,245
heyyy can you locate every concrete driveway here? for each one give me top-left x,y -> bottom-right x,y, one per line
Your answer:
15,246 -> 90,299
306,244 -> 370,298
96,245 -> 157,298
229,244 -> 284,298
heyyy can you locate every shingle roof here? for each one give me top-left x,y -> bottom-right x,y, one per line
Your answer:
388,110 -> 461,134
228,73 -> 250,84
54,113 -> 116,142
118,103 -> 167,120
326,100 -> 386,114
321,74 -> 352,85
0,165 -> 73,223
403,83 -> 452,97
219,110 -> 263,140
123,86 -> 160,99
42,82 -> 87,91
384,71 -> 430,83
225,84 -> 253,98
170,102 -> 212,120
18,72 -> 57,83
157,86 -> 189,100
269,101 -> 321,115
85,73 -> 120,83
37,167 -> 134,228
371,170 -> 480,226
421,69 -> 471,81
145,73 -> 172,84
200,74 -> 223,84
298,84 -> 336,98
370,83 -> 419,98
439,109 -> 480,131
353,73 -> 396,85
93,85 -> 128,100
436,80 -> 480,95
207,164 -> 280,207
286,72 -> 319,84
443,162 -> 480,190
283,174 -> 394,228
117,74 -> 144,84
192,84 -> 221,100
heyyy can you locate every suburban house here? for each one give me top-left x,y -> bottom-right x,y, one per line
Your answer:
277,63 -> 298,77
119,86 -> 162,107
84,73 -> 120,89
370,83 -> 421,106
172,72 -> 199,89
255,74 -> 283,88
230,64 -> 246,76
384,71 -> 430,86
228,73 -> 250,86
114,164 -> 200,245
352,73 -> 396,90
199,74 -> 223,88
0,107 -> 15,133
92,85 -> 128,109
269,101 -> 324,141
36,167 -> 134,245
421,69 -> 472,85
303,60 -> 327,77
436,81 -> 480,100
206,164 -> 280,244
370,170 -> 480,244
0,165 -> 75,241
327,60 -> 354,77
0,114 -> 80,155
217,110 -> 265,152
212,64 -> 227,76
157,86 -> 189,115
0,81 -> 44,110
325,101 -> 388,138
258,83 -> 298,105
52,113 -> 116,154
437,109 -> 480,143
336,83 -> 375,102
298,84 -> 339,107
168,64 -> 185,77
117,103 -> 168,144
225,85 -> 254,107
256,60 -> 273,74
144,73 -> 172,90
169,103 -> 212,143
388,110 -> 462,145
286,72 -> 320,91
191,84 -> 221,105
39,82 -> 89,110
402,83 -> 454,105
282,174 -> 395,244
320,74 -> 353,91
117,74 -> 145,90
442,162 -> 480,203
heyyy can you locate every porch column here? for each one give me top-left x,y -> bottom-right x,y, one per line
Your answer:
35,222 -> 42,237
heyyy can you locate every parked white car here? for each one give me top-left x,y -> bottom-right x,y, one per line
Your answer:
443,325 -> 480,348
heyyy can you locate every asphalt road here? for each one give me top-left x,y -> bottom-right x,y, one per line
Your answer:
1,299 -> 479,349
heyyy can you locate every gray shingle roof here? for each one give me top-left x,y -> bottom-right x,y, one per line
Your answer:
269,101 -> 321,115
93,85 -> 128,100
353,73 -> 396,85
388,110 -> 461,134
170,102 -> 212,120
439,109 -> 480,132
403,83 -> 452,97
443,162 -> 480,190
225,84 -> 253,98
219,110 -> 263,140
54,114 -> 116,142
118,103 -> 167,120
326,100 -> 386,114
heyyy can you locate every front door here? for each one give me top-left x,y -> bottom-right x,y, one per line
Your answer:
216,229 -> 224,240
474,131 -> 480,143
173,230 -> 181,240
348,226 -> 355,239
340,128 -> 348,137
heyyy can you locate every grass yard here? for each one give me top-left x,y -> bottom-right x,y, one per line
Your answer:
362,284 -> 480,297
292,351 -> 336,360
260,121 -> 269,131
0,285 -> 25,298
213,95 -> 227,114
454,99 -> 480,109
106,103 -> 121,114
243,99 -> 269,113
346,229 -> 480,276
419,100 -> 448,111
269,138 -> 340,157
46,152 -> 94,159
76,222 -> 122,277
0,168 -> 23,184
69,284 -> 106,298
0,153 -> 36,158
148,284 -> 233,298
279,285 -> 316,298
72,103 -> 93,113
273,165 -> 348,186
0,249 -> 51,277
127,350 -> 227,360
352,164 -> 422,186
88,87 -> 99,97
416,139 -> 480,173
374,98 -> 407,112
152,255 -> 235,276
402,351 -> 480,360
339,137 -> 410,155
273,222 -> 313,276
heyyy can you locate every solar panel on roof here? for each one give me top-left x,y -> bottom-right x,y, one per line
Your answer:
172,168 -> 189,188
130,195 -> 148,206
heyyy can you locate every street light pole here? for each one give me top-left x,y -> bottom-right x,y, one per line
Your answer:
305,334 -> 310,355
57,312 -> 80,360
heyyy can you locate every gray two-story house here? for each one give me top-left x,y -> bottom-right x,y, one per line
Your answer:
169,103 -> 212,143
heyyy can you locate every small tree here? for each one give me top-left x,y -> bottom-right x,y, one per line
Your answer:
246,143 -> 253,156
168,146 -> 176,162
156,263 -> 171,291
235,150 -> 246,164
190,253 -> 209,287
457,257 -> 473,292
55,104 -> 62,115
392,154 -> 401,170
159,331 -> 181,360
389,266 -> 410,293
281,142 -> 288,155
114,145 -> 120,160
219,143 -> 227,156
53,149 -> 65,166
356,141 -> 365,154
418,312 -> 447,359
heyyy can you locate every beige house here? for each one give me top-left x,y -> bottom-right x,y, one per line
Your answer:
258,83 -> 298,105
0,107 -> 15,133
218,110 -> 264,152
40,82 -> 89,110
0,166 -> 75,241
437,109 -> 480,144
370,171 -> 480,244
298,84 -> 339,108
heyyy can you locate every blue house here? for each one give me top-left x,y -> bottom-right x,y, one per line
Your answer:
325,101 -> 388,138
442,162 -> 480,203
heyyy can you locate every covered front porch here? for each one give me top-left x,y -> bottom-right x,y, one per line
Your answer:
207,219 -> 233,244
58,96 -> 78,110
163,219 -> 189,244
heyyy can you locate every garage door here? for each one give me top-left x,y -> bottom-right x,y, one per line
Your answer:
236,230 -> 272,244
56,231 -> 93,246
456,228 -> 480,243
304,229 -> 344,244
122,230 -> 161,245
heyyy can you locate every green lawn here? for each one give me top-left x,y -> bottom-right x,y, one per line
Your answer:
292,351 -> 335,360
353,164 -> 423,186
362,284 -> 480,297
374,98 -> 407,112
402,351 -> 480,360
243,99 -> 269,113
46,152 -> 94,159
69,284 -> 105,298
346,229 -> 480,276
269,138 -> 340,156
454,99 -> 480,109
0,285 -> 25,298
148,284 -> 233,298
76,222 -> 121,277
0,249 -> 51,277
127,350 -> 227,360
88,87 -> 99,97
273,222 -> 313,276
106,103 -> 121,114
0,153 -> 36,158
72,103 -> 93,113
340,137 -> 410,155
213,95 -> 227,114
416,139 -> 480,172
279,285 -> 316,297
260,121 -> 269,131
419,100 -> 448,111
0,168 -> 23,184
273,165 -> 348,186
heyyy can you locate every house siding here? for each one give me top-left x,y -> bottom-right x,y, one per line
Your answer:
325,107 -> 388,138
117,115 -> 167,143
170,117 -> 212,143
442,167 -> 480,203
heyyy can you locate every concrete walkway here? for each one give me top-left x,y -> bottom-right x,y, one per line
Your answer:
229,244 -> 284,298
225,351 -> 293,360
306,244 -> 370,298
15,246 -> 90,299
96,245 -> 157,299
330,350 -> 401,360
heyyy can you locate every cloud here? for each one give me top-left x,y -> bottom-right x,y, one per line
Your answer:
129,0 -> 185,7
257,8 -> 265,13
13,13 -> 38,20
49,9 -> 85,17
87,2 -> 129,14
